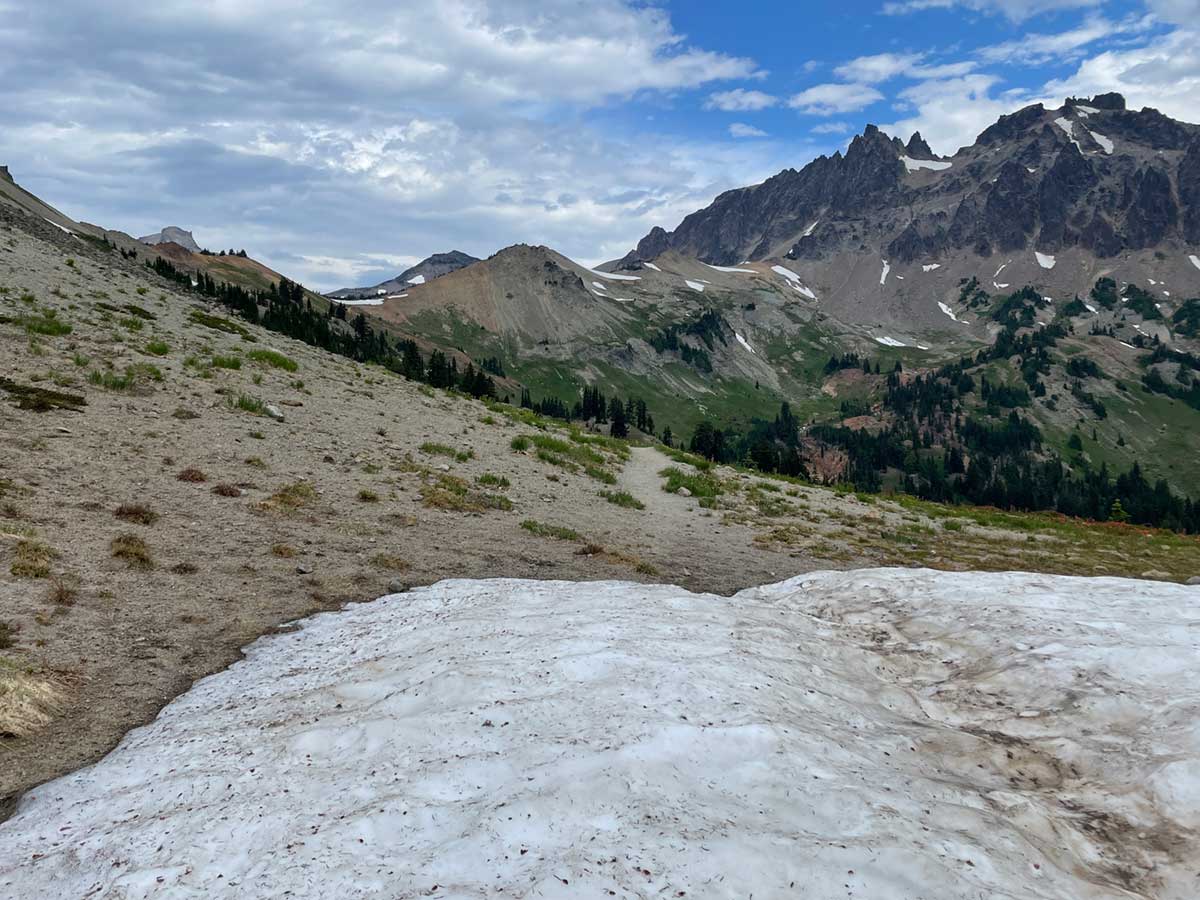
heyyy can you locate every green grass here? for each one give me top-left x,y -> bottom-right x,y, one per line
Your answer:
599,489 -> 644,510
659,466 -> 724,498
511,435 -> 531,451
19,311 -> 72,337
520,519 -> 580,541
248,349 -> 298,372
87,363 -> 162,391
228,393 -> 266,415
189,309 -> 256,341
477,473 -> 511,488
144,340 -> 170,356
211,355 -> 242,370
420,442 -> 473,463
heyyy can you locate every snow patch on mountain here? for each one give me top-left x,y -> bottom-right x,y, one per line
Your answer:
407,274 -> 426,285
706,263 -> 755,274
874,335 -> 905,347
902,156 -> 952,172
879,259 -> 891,285
590,269 -> 640,282
1089,131 -> 1113,154
1035,252 -> 1056,269
922,263 -> 941,272
937,302 -> 961,323
735,332 -> 755,354
684,280 -> 705,292
1190,255 -> 1200,272
643,262 -> 661,271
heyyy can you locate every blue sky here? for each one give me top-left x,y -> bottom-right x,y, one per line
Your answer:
0,0 -> 1196,290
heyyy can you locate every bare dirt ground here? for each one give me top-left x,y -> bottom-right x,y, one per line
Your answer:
3,209 -> 1198,825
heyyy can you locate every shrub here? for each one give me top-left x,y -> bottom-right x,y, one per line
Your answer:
177,467 -> 207,482
0,621 -> 13,649
248,349 -> 298,372
115,503 -> 158,525
212,483 -> 242,498
111,533 -> 153,569
357,489 -> 380,502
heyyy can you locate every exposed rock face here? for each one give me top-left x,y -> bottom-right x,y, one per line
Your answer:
0,166 -> 12,183
626,93 -> 1200,269
138,226 -> 201,253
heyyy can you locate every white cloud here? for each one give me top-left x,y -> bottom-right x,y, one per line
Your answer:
0,0 -> 778,290
977,14 -> 1153,65
788,83 -> 885,115
882,0 -> 1101,21
1040,24 -> 1200,124
705,88 -> 778,111
728,122 -> 769,138
880,73 -> 1027,154
834,52 -> 925,83
811,121 -> 853,134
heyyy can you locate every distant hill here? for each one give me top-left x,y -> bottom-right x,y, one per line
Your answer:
138,226 -> 201,254
328,250 -> 480,299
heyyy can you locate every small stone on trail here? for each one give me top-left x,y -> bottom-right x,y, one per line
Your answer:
265,404 -> 285,422
677,487 -> 692,497
296,564 -> 313,575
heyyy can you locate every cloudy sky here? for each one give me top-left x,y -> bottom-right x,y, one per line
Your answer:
1,0 -> 1197,290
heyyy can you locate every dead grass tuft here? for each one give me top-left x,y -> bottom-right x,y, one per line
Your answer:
47,575 -> 77,606
371,553 -> 410,572
212,483 -> 242,498
11,540 -> 56,578
111,533 -> 153,570
170,562 -> 198,575
260,481 -> 316,513
114,503 -> 158,525
0,658 -> 65,738
270,543 -> 297,558
177,467 -> 207,483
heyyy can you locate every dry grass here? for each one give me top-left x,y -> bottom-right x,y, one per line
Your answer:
10,540 -> 55,578
170,562 -> 198,575
260,481 -> 317,513
212,483 -> 242,498
270,543 -> 297,558
114,503 -> 158,525
0,658 -> 65,738
111,533 -> 153,570
47,575 -> 77,606
370,553 -> 410,572
177,467 -> 207,483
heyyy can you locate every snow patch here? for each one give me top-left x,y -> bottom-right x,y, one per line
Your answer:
5,572 -> 1195,899
589,268 -> 640,282
1119,341 -> 1136,349
1076,104 -> 1100,114
1085,303 -> 1098,313
407,274 -> 426,285
874,335 -> 906,347
1054,117 -> 1082,150
922,263 -> 941,272
643,262 -> 661,272
1035,252 -> 1056,270
42,217 -> 75,234
684,280 -> 705,292
937,301 -> 961,323
901,156 -> 952,172
335,297 -> 385,306
879,259 -> 891,286
591,281 -> 608,291
994,283 -> 1009,290
1189,255 -> 1200,272
735,332 -> 756,354
801,219 -> 820,237
705,263 -> 755,274
770,265 -> 817,298
1089,131 -> 1113,154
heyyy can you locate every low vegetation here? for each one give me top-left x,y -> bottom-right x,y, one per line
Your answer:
110,533 -> 153,570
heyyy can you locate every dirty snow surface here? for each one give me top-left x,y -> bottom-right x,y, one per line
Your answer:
3,571 -> 1199,900
1036,251 -> 1056,269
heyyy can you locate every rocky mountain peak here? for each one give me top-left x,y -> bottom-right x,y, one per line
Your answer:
139,226 -> 201,253
905,132 -> 934,159
0,165 -> 12,184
